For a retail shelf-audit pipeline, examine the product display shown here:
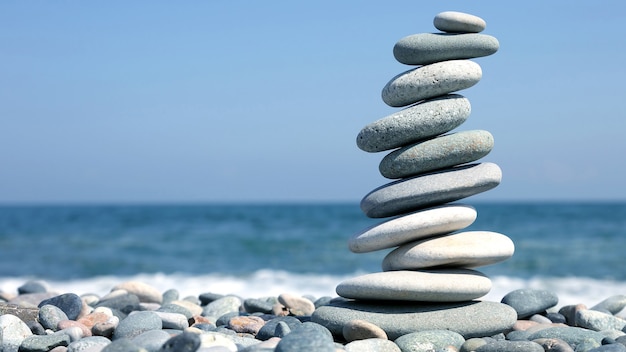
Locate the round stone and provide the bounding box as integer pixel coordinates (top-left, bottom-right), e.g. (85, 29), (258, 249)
(434, 11), (487, 33)
(67, 336), (111, 352)
(278, 293), (316, 316)
(528, 327), (604, 350)
(361, 162), (501, 218)
(379, 130), (494, 179)
(38, 304), (69, 331)
(501, 289), (559, 319)
(357, 94), (470, 152)
(393, 33), (499, 65)
(335, 269), (491, 302)
(311, 299), (517, 340)
(0, 314), (33, 352)
(20, 334), (71, 352)
(201, 295), (242, 321)
(349, 204), (477, 253)
(382, 231), (515, 271)
(343, 319), (388, 342)
(395, 330), (465, 351)
(575, 309), (626, 331)
(275, 322), (335, 352)
(345, 338), (401, 352)
(112, 311), (162, 340)
(382, 60), (482, 108)
(38, 293), (83, 321)
(475, 340), (544, 352)
(591, 295), (626, 314)
(111, 281), (163, 304)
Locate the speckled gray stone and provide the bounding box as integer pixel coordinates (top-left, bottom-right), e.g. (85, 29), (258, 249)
(361, 162), (501, 218)
(19, 334), (71, 352)
(357, 94), (470, 153)
(434, 11), (487, 33)
(501, 289), (559, 319)
(343, 319), (387, 342)
(275, 322), (335, 352)
(256, 316), (302, 341)
(344, 338), (400, 352)
(67, 336), (112, 352)
(335, 269), (491, 302)
(112, 311), (162, 340)
(395, 330), (465, 351)
(475, 340), (544, 352)
(382, 231), (514, 271)
(393, 33), (498, 65)
(382, 60), (481, 107)
(531, 338), (574, 352)
(349, 204), (476, 253)
(201, 295), (242, 321)
(0, 314), (32, 352)
(592, 295), (626, 315)
(39, 293), (83, 321)
(528, 327), (604, 350)
(39, 304), (69, 331)
(311, 299), (517, 340)
(576, 309), (626, 331)
(379, 130), (494, 179)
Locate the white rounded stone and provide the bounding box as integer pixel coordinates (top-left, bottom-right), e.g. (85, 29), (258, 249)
(348, 204), (477, 253)
(382, 231), (515, 271)
(336, 269), (491, 302)
(434, 11), (487, 33)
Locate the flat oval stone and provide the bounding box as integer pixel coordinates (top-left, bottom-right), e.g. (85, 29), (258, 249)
(357, 94), (470, 152)
(335, 269), (491, 302)
(395, 330), (465, 351)
(349, 204), (477, 253)
(434, 11), (487, 33)
(475, 340), (544, 352)
(382, 231), (514, 271)
(344, 338), (400, 352)
(111, 281), (162, 304)
(575, 309), (626, 331)
(343, 319), (388, 342)
(501, 289), (559, 319)
(394, 33), (498, 65)
(382, 60), (481, 108)
(361, 162), (501, 218)
(528, 327), (604, 350)
(311, 299), (517, 340)
(379, 130), (494, 179)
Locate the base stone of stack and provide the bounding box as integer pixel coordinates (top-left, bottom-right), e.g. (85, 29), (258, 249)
(361, 162), (502, 218)
(382, 60), (482, 107)
(311, 299), (517, 340)
(335, 269), (491, 302)
(348, 204), (476, 253)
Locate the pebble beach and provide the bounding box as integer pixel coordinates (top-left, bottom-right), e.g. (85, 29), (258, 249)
(1, 279), (626, 352)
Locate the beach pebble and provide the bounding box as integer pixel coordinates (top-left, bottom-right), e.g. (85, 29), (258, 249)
(593, 296), (626, 315)
(460, 338), (489, 352)
(349, 204), (476, 253)
(312, 299), (516, 340)
(199, 293), (225, 306)
(529, 326), (604, 349)
(274, 321), (292, 337)
(336, 269), (491, 302)
(170, 300), (203, 317)
(112, 311), (162, 340)
(434, 11), (487, 33)
(158, 331), (201, 352)
(9, 292), (56, 308)
(202, 296), (242, 321)
(153, 311), (189, 330)
(357, 94), (470, 153)
(112, 281), (162, 304)
(100, 338), (144, 352)
(197, 332), (239, 351)
(475, 340), (544, 351)
(379, 130), (494, 179)
(559, 304), (588, 326)
(501, 289), (559, 319)
(95, 292), (140, 315)
(66, 336), (112, 352)
(161, 289), (179, 305)
(38, 294), (83, 321)
(39, 304), (69, 331)
(228, 315), (266, 335)
(381, 60), (481, 107)
(361, 162), (501, 218)
(18, 280), (49, 295)
(57, 320), (92, 338)
(342, 319), (387, 342)
(243, 299), (275, 314)
(157, 303), (193, 319)
(274, 322), (335, 352)
(382, 231), (514, 271)
(532, 338), (574, 352)
(588, 345), (626, 352)
(27, 320), (46, 335)
(0, 305), (40, 324)
(278, 293), (315, 316)
(395, 330), (465, 351)
(576, 309), (626, 331)
(256, 316), (302, 341)
(130, 329), (171, 351)
(19, 334), (71, 352)
(344, 338), (400, 352)
(91, 316), (118, 338)
(393, 33), (498, 65)
(0, 314), (33, 352)
(77, 312), (111, 329)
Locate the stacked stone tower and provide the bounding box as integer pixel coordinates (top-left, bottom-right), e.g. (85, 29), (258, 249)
(312, 11), (519, 339)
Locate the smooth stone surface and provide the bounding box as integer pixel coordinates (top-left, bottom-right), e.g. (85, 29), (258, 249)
(592, 295), (626, 315)
(532, 338), (574, 352)
(153, 311), (189, 330)
(382, 60), (481, 107)
(361, 162), (501, 218)
(112, 281), (162, 304)
(382, 231), (514, 271)
(0, 304), (40, 323)
(501, 289), (559, 319)
(434, 11), (487, 33)
(256, 316), (302, 341)
(38, 293), (83, 321)
(349, 204), (476, 253)
(342, 319), (387, 342)
(395, 330), (465, 351)
(311, 299), (517, 340)
(112, 311), (162, 340)
(475, 340), (544, 352)
(202, 296), (242, 320)
(379, 130), (494, 179)
(18, 280), (48, 295)
(335, 269), (491, 302)
(19, 334), (71, 352)
(228, 315), (266, 335)
(576, 309), (626, 331)
(158, 331), (201, 352)
(357, 94), (470, 153)
(344, 338), (400, 352)
(66, 335), (111, 352)
(0, 314), (33, 352)
(243, 298), (275, 314)
(95, 292), (140, 315)
(39, 304), (69, 331)
(528, 327), (604, 349)
(393, 33), (498, 65)
(278, 293), (315, 316)
(275, 322), (335, 352)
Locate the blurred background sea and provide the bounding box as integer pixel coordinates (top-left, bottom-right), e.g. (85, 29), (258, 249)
(0, 202), (624, 307)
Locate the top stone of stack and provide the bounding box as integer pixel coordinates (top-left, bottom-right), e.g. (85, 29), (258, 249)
(434, 11), (487, 33)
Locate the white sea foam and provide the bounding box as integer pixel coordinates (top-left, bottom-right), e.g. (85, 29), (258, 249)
(1, 271), (625, 309)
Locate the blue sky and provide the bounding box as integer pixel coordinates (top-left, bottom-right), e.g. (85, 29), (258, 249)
(1, 2), (625, 203)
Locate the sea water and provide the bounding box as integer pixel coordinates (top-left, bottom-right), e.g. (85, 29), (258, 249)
(0, 202), (624, 307)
